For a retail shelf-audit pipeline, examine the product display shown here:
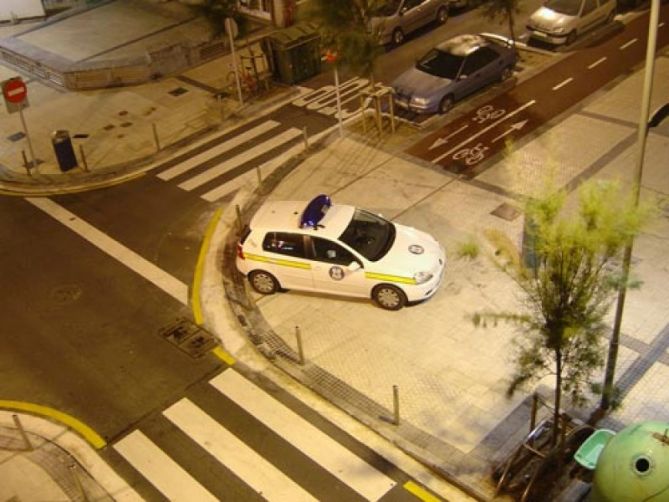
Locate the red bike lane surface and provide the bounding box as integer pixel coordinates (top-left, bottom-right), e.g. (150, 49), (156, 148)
(406, 4), (669, 179)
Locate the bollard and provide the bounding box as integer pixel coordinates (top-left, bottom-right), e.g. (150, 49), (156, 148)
(295, 326), (305, 365)
(302, 126), (308, 150)
(12, 414), (33, 451)
(152, 123), (161, 152)
(388, 93), (396, 134)
(530, 393), (538, 439)
(21, 150), (31, 176)
(235, 204), (243, 235)
(393, 385), (400, 425)
(359, 94), (367, 133)
(78, 145), (89, 172)
(70, 465), (88, 501)
(256, 165), (262, 185)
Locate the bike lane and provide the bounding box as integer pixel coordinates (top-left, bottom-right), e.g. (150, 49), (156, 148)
(406, 4), (669, 178)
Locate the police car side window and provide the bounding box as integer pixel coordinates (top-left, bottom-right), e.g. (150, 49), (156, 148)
(311, 237), (356, 265)
(262, 232), (306, 258)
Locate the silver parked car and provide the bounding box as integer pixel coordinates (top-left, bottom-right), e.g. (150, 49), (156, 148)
(391, 34), (517, 114)
(526, 0), (616, 46)
(369, 0), (450, 46)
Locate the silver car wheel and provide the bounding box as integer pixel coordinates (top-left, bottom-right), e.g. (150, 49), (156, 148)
(373, 284), (406, 310)
(392, 28), (405, 46)
(439, 95), (454, 114)
(566, 30), (577, 45)
(500, 66), (513, 82)
(437, 6), (449, 23)
(249, 270), (279, 295)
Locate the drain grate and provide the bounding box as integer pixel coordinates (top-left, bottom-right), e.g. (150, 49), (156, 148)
(491, 202), (521, 221)
(7, 132), (25, 142)
(168, 87), (189, 97)
(73, 133), (89, 139)
(159, 318), (217, 358)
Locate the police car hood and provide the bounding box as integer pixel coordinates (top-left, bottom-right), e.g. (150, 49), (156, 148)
(377, 223), (444, 274)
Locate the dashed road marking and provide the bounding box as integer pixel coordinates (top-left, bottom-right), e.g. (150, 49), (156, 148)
(620, 38), (638, 50)
(552, 77), (574, 91)
(588, 57), (607, 69)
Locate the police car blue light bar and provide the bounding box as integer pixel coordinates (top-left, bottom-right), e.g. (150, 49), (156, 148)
(300, 194), (332, 229)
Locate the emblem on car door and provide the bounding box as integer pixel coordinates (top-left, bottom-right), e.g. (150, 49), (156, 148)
(329, 266), (344, 280)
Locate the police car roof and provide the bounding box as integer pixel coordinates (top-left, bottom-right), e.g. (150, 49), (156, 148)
(250, 200), (355, 238)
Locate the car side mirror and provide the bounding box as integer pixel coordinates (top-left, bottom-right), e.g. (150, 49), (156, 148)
(348, 261), (361, 272)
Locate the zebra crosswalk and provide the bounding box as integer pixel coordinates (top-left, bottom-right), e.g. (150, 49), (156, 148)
(109, 368), (428, 502)
(152, 118), (306, 203)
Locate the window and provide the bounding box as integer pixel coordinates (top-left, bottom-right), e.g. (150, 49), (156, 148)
(262, 232), (305, 258)
(462, 47), (498, 76)
(582, 0), (597, 15)
(403, 0), (424, 12)
(311, 237), (357, 265)
(417, 49), (464, 79)
(339, 209), (396, 261)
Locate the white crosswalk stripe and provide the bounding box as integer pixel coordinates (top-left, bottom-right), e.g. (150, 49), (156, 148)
(110, 369), (399, 501)
(210, 370), (397, 501)
(164, 398), (318, 502)
(113, 430), (218, 502)
(178, 127), (302, 191)
(158, 120), (281, 181)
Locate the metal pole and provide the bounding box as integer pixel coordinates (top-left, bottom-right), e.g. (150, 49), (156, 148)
(235, 204), (243, 235)
(302, 126), (308, 150)
(78, 145), (89, 172)
(295, 326), (305, 365)
(530, 393), (538, 436)
(152, 123), (161, 152)
(334, 65), (344, 137)
(21, 150), (31, 176)
(359, 94), (367, 133)
(70, 465), (88, 501)
(256, 165), (262, 185)
(601, 0), (660, 412)
(226, 18), (244, 106)
(392, 385), (400, 425)
(388, 92), (396, 133)
(18, 105), (36, 169)
(12, 414), (33, 451)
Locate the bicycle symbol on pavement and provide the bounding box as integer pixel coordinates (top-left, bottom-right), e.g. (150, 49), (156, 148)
(472, 104), (506, 124)
(452, 142), (489, 165)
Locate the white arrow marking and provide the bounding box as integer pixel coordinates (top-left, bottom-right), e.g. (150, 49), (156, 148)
(492, 119), (529, 143)
(433, 100), (536, 163)
(428, 124), (469, 150)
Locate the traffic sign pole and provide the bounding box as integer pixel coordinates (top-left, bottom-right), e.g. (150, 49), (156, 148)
(18, 104), (37, 171)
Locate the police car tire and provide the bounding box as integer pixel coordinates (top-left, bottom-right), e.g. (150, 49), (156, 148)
(249, 270), (279, 295)
(372, 284), (406, 310)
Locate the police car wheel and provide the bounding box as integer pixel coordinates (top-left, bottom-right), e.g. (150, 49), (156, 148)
(249, 270), (279, 295)
(373, 284), (406, 310)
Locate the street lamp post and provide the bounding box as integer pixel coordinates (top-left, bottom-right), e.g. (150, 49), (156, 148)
(600, 0), (665, 412)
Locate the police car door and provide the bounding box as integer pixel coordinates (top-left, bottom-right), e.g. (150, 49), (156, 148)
(308, 236), (368, 297)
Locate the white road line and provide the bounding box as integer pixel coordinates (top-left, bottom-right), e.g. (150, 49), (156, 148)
(178, 128), (302, 191)
(588, 57), (607, 69)
(114, 430), (217, 502)
(26, 198), (188, 304)
(201, 142), (304, 202)
(164, 398), (317, 502)
(433, 100), (536, 163)
(620, 38), (638, 50)
(210, 371), (396, 501)
(158, 121), (281, 181)
(552, 77), (574, 91)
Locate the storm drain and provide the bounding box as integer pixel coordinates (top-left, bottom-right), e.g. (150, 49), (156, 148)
(491, 202), (521, 221)
(7, 131), (25, 142)
(168, 87), (189, 97)
(159, 318), (217, 358)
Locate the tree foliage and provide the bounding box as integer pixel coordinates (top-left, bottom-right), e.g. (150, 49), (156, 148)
(193, 0), (249, 38)
(474, 180), (649, 442)
(480, 0), (522, 45)
(302, 0), (384, 78)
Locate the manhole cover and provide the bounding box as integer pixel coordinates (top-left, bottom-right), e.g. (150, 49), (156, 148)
(103, 124), (115, 131)
(159, 318), (217, 358)
(491, 203), (521, 221)
(118, 110), (128, 116)
(51, 284), (82, 305)
(7, 132), (25, 142)
(120, 122), (132, 128)
(168, 87), (189, 97)
(73, 133), (89, 139)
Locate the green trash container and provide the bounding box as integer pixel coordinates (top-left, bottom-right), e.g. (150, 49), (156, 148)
(266, 23), (321, 85)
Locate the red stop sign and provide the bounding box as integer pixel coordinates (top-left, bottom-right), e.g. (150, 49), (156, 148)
(3, 78), (27, 104)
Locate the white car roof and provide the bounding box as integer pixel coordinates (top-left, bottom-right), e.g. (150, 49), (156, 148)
(436, 34), (487, 56)
(250, 200), (356, 239)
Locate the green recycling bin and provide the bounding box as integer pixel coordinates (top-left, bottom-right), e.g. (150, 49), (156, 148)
(266, 23), (321, 85)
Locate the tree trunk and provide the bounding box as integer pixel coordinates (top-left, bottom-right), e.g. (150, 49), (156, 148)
(506, 9), (517, 46)
(553, 349), (563, 446)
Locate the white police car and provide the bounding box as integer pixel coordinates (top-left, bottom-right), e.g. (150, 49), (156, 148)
(236, 195), (446, 310)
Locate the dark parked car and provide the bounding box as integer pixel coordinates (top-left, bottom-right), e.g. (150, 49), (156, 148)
(391, 34), (517, 114)
(369, 0), (450, 46)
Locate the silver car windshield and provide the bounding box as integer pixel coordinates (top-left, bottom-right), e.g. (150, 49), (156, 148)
(544, 0), (581, 16)
(372, 0), (402, 16)
(417, 49), (464, 79)
(339, 209), (396, 262)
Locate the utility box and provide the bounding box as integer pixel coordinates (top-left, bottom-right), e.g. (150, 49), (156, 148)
(265, 23), (321, 85)
(52, 130), (77, 172)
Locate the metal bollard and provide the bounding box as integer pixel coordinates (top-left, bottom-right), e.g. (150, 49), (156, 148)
(152, 123), (161, 152)
(12, 414), (33, 451)
(78, 145), (89, 172)
(295, 326), (305, 365)
(21, 150), (31, 176)
(235, 204), (243, 235)
(393, 385), (400, 425)
(302, 126), (308, 150)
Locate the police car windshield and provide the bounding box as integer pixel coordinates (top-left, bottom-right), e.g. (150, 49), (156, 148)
(339, 209), (395, 261)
